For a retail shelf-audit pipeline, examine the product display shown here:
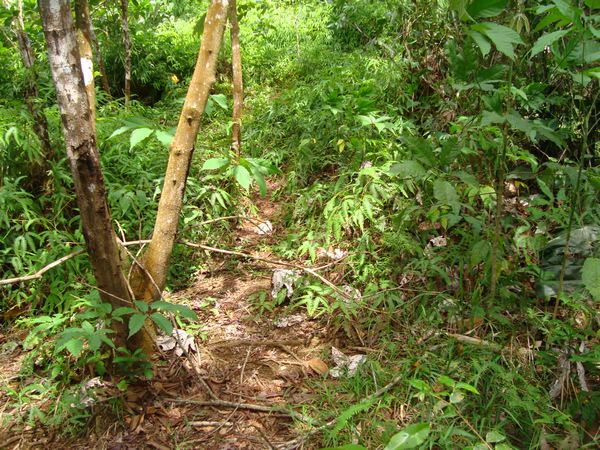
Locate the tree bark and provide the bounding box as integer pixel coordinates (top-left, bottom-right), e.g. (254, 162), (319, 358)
(129, 0), (230, 355)
(74, 0), (96, 125)
(229, 0), (243, 156)
(87, 6), (111, 96)
(14, 0), (53, 182)
(38, 0), (132, 349)
(120, 0), (131, 106)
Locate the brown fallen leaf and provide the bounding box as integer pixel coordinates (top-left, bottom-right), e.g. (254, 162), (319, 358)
(307, 358), (328, 375)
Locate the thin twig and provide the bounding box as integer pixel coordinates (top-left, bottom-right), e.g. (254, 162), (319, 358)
(0, 249), (84, 286)
(163, 398), (308, 421)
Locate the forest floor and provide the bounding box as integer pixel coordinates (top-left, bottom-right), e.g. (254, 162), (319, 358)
(0, 182), (348, 449)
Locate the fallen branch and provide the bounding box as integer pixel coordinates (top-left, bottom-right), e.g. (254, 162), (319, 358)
(163, 397), (309, 422)
(0, 249), (84, 286)
(447, 333), (502, 352)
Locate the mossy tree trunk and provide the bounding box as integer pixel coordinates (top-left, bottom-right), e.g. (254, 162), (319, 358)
(38, 0), (132, 349)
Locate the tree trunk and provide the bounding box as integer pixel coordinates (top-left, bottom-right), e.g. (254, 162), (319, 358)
(74, 0), (96, 125)
(87, 6), (111, 96)
(120, 0), (131, 106)
(229, 0), (243, 156)
(14, 0), (53, 185)
(129, 0), (230, 355)
(38, 0), (132, 349)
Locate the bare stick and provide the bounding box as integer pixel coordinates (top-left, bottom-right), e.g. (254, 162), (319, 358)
(0, 249), (84, 286)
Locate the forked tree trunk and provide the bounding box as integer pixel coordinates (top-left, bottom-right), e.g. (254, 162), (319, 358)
(38, 0), (131, 349)
(129, 0), (230, 355)
(13, 0), (53, 184)
(74, 0), (96, 124)
(120, 0), (131, 105)
(229, 0), (243, 156)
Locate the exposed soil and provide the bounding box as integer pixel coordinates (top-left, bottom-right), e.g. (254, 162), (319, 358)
(0, 182), (338, 450)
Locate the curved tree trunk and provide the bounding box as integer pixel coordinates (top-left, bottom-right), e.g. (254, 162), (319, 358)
(38, 0), (132, 350)
(129, 0), (230, 356)
(120, 0), (131, 106)
(229, 0), (243, 156)
(74, 0), (96, 125)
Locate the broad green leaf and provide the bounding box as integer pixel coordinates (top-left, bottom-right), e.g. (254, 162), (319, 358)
(473, 22), (524, 59)
(151, 312), (173, 335)
(456, 382), (480, 394)
(466, 0), (507, 19)
(134, 300), (149, 313)
(129, 128), (154, 150)
(486, 430), (506, 443)
(469, 30), (491, 57)
(582, 258), (600, 301)
(151, 301), (198, 320)
(155, 130), (174, 147)
(234, 165), (252, 191)
(530, 29), (570, 57)
(251, 166), (268, 197)
(389, 160), (426, 179)
(384, 423), (430, 450)
(113, 307), (136, 318)
(64, 339), (84, 357)
(128, 313), (146, 338)
(433, 179), (459, 205)
(109, 126), (131, 139)
(210, 94), (228, 110)
(202, 158), (230, 171)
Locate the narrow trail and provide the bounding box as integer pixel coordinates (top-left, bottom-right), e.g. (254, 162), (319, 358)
(0, 181), (337, 449)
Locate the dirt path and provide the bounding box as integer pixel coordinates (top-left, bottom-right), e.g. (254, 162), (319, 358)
(0, 183), (334, 449)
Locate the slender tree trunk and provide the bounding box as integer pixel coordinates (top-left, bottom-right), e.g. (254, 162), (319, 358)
(87, 6), (111, 96)
(74, 0), (96, 124)
(120, 0), (131, 105)
(14, 0), (53, 178)
(38, 0), (132, 349)
(229, 0), (243, 156)
(129, 0), (230, 355)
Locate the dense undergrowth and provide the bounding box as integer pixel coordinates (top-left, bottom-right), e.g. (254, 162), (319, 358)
(1, 0), (599, 448)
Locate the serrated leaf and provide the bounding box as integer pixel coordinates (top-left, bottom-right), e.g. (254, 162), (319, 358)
(433, 179), (459, 205)
(130, 128), (154, 150)
(234, 165), (252, 190)
(582, 258), (600, 301)
(470, 30), (492, 57)
(530, 29), (570, 57)
(466, 0), (507, 19)
(151, 312), (173, 335)
(128, 314), (146, 338)
(473, 22), (524, 59)
(134, 300), (149, 313)
(64, 339), (84, 357)
(384, 423), (430, 450)
(202, 158), (230, 171)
